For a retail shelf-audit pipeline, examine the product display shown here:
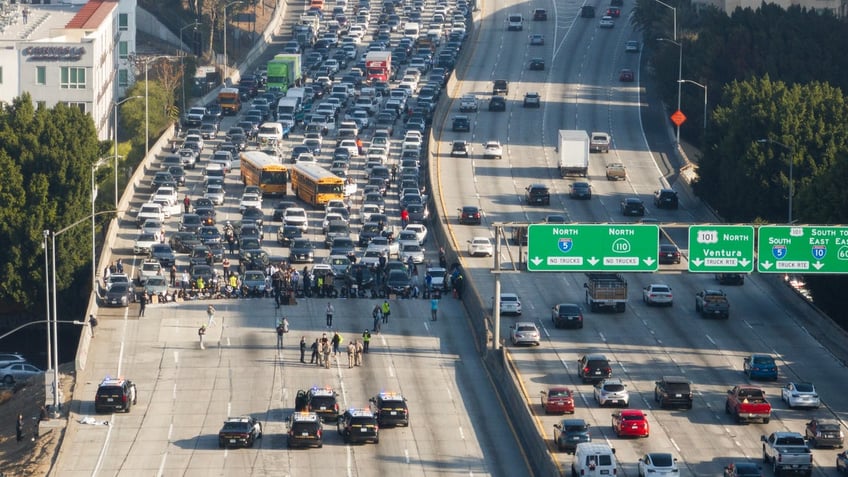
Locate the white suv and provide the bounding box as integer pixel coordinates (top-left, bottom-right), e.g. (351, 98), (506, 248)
(283, 207), (309, 232)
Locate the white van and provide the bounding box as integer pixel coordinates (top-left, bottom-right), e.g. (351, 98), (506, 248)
(258, 122), (285, 144)
(573, 443), (617, 477)
(276, 97), (300, 120)
(403, 22), (420, 37)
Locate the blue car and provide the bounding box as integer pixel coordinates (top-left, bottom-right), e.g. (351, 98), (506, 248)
(743, 354), (778, 380)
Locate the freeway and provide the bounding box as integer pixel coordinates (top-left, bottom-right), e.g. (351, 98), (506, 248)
(52, 3), (532, 477)
(436, 0), (848, 476)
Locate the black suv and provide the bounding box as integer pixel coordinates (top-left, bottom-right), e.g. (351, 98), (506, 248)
(488, 96), (506, 112)
(300, 386), (340, 422)
(551, 303), (584, 329)
(654, 376), (693, 409)
(337, 409), (379, 444)
(370, 392), (410, 427)
(218, 416), (262, 448)
(620, 197), (646, 216)
(287, 412), (324, 448)
(95, 378), (137, 413)
(653, 188), (679, 209)
(451, 115), (471, 132)
(577, 354), (612, 383)
(716, 273), (745, 285)
(525, 184), (551, 205)
(451, 140), (470, 157)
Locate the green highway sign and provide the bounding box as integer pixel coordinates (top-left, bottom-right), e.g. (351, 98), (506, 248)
(688, 225), (755, 273)
(758, 225), (848, 273)
(527, 224), (659, 272)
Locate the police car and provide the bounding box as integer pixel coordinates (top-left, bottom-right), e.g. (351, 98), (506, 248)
(218, 416), (262, 448)
(337, 408), (379, 444)
(287, 412), (323, 448)
(94, 377), (137, 413)
(304, 386), (340, 422)
(370, 391), (410, 427)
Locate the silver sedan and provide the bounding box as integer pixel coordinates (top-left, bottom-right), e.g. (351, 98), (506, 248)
(510, 322), (540, 346)
(781, 382), (820, 408)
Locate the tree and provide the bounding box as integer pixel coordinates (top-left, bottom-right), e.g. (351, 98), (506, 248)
(0, 95), (101, 313)
(121, 80), (173, 146)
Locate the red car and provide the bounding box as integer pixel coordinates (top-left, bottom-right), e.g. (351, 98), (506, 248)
(606, 7), (621, 17)
(611, 409), (649, 437)
(541, 386), (575, 414)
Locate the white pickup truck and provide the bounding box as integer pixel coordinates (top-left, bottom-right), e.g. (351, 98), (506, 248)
(590, 132), (611, 153)
(136, 203), (165, 228)
(761, 432), (812, 477)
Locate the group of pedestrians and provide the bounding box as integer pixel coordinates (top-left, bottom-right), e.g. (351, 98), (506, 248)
(305, 331), (366, 368)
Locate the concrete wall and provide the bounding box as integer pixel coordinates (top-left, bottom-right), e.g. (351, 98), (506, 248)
(135, 6), (184, 50)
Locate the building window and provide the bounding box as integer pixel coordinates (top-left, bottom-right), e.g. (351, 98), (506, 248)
(118, 41), (128, 59)
(66, 102), (86, 113)
(36, 66), (46, 85)
(60, 67), (86, 89)
(118, 69), (128, 87)
(118, 13), (128, 31)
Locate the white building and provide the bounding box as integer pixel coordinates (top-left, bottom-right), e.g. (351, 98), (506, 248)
(0, 0), (136, 140)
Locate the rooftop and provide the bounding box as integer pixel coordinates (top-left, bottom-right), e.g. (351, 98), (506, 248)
(0, 2), (81, 43)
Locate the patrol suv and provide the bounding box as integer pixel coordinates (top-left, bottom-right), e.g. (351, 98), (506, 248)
(94, 377), (137, 413)
(370, 392), (410, 427)
(337, 408), (379, 444)
(305, 386), (340, 422)
(287, 412), (324, 448)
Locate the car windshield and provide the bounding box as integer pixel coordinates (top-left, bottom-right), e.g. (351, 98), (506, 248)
(587, 360), (608, 368)
(548, 389), (570, 398)
(559, 306), (579, 316)
(650, 454), (674, 467)
(622, 414), (644, 421)
(604, 384), (625, 392)
(502, 296), (517, 302)
(794, 383), (814, 392)
(652, 286), (670, 293)
(310, 396), (335, 408)
(564, 423), (587, 432)
(222, 421), (249, 432)
(664, 382), (690, 393)
(587, 455), (613, 466)
(517, 325), (535, 332)
(753, 356), (774, 365)
(291, 421), (319, 433)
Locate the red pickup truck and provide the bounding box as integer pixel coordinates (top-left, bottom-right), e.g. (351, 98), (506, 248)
(725, 385), (771, 424)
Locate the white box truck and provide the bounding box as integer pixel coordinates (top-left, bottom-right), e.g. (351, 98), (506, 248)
(558, 130), (589, 177)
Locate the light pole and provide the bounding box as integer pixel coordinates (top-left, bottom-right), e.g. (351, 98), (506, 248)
(43, 230), (51, 372)
(223, 1), (245, 82)
(678, 79), (707, 130)
(113, 96), (142, 209)
(91, 158), (108, 292)
(757, 138), (795, 224)
(658, 37), (682, 146)
(179, 22), (201, 118)
(654, 0), (677, 41)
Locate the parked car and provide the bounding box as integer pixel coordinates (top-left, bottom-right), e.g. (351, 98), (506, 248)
(0, 362), (44, 384)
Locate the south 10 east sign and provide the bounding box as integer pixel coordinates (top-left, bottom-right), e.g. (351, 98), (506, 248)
(757, 226), (848, 273)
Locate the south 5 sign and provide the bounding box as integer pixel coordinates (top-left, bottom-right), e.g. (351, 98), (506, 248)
(757, 226), (848, 273)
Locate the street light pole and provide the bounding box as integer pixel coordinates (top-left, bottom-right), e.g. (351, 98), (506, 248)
(113, 96), (142, 209)
(678, 79), (707, 130)
(179, 22), (201, 118)
(91, 159), (108, 292)
(757, 138), (795, 224)
(658, 37), (682, 146)
(654, 0), (677, 41)
(223, 1), (244, 82)
(43, 230), (51, 372)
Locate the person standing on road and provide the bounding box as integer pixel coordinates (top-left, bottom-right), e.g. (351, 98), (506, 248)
(276, 317), (288, 350)
(362, 330), (371, 353)
(325, 302), (334, 328)
(183, 195), (191, 214)
(381, 300), (390, 324)
(198, 324), (207, 350)
(331, 331), (342, 356)
(372, 305), (382, 333)
(169, 265), (177, 287)
(138, 293), (147, 317)
(347, 341), (356, 368)
(207, 305), (216, 327)
(16, 414), (24, 442)
(89, 314), (98, 337)
(300, 336), (307, 363)
(222, 257), (230, 278)
(355, 340), (363, 366)
(310, 338), (320, 365)
(322, 339), (331, 369)
(431, 298), (439, 321)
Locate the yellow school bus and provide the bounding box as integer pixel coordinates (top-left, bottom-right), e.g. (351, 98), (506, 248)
(290, 162), (344, 206)
(240, 151), (288, 196)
